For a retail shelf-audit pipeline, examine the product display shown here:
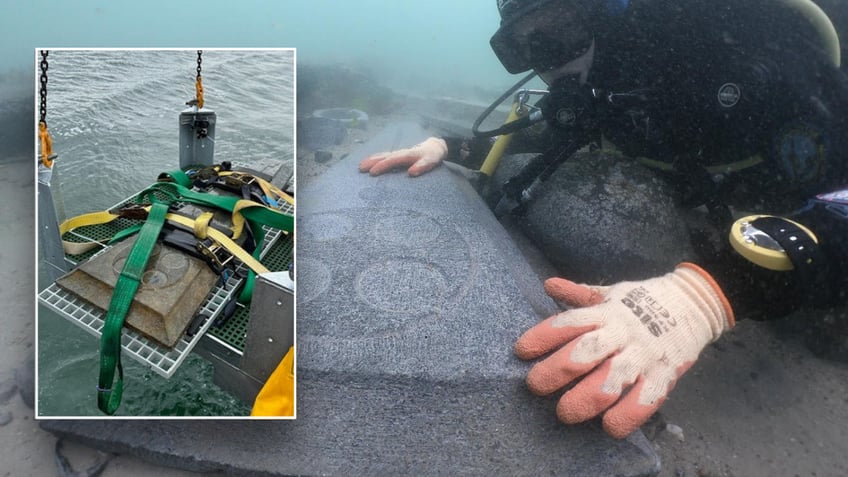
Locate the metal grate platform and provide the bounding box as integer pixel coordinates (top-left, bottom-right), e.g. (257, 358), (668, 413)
(39, 191), (293, 379)
(207, 235), (293, 350)
(277, 199), (294, 217)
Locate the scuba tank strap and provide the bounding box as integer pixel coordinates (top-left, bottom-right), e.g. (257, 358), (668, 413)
(97, 201), (169, 415)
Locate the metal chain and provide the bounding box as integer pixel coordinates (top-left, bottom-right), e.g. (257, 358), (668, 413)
(196, 50), (202, 80)
(39, 50), (48, 124)
(194, 50), (205, 108)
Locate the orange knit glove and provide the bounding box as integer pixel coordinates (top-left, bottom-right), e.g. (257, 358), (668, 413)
(358, 137), (447, 177)
(515, 263), (735, 439)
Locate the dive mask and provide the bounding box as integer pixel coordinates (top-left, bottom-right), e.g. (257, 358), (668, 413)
(491, 0), (594, 74)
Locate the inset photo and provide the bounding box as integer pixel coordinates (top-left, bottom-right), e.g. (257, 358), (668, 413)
(35, 49), (295, 418)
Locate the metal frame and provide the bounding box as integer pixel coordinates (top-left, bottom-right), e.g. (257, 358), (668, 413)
(38, 225), (285, 379)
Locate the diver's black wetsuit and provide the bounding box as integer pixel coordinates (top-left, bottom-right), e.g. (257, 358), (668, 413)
(443, 0), (848, 320)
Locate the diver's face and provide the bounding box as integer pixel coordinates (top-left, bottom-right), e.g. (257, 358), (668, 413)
(490, 0), (593, 76)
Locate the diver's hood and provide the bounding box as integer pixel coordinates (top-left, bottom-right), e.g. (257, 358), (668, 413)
(491, 0), (629, 74)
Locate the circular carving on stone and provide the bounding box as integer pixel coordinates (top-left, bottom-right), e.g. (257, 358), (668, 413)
(373, 214), (441, 246)
(355, 260), (448, 314)
(297, 207), (477, 339)
(112, 242), (161, 275)
(112, 257), (127, 273)
(299, 213), (353, 242)
(158, 251), (188, 271)
(295, 258), (332, 305)
(141, 270), (168, 288)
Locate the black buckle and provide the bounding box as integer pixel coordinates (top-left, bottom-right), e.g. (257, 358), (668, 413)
(196, 239), (234, 273)
(116, 204), (149, 220)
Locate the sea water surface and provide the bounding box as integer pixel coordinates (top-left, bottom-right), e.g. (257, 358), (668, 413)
(37, 49), (294, 416)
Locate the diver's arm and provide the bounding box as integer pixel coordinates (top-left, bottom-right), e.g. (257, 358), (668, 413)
(359, 137), (448, 176)
(441, 136), (493, 170)
(360, 129), (553, 176)
(511, 194), (848, 439)
(443, 125), (561, 170)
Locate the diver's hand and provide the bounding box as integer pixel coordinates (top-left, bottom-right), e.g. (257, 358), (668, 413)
(515, 263), (734, 439)
(358, 137), (447, 177)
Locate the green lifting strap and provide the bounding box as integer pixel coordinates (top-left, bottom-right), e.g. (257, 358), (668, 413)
(139, 181), (292, 303)
(140, 182), (294, 233)
(160, 169), (192, 187)
(94, 172), (292, 414)
(97, 201), (169, 415)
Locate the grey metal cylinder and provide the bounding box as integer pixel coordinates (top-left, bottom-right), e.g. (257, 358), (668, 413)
(179, 108), (216, 169)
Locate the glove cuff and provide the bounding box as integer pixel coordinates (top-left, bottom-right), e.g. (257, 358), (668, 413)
(420, 137), (448, 155)
(676, 262), (736, 331)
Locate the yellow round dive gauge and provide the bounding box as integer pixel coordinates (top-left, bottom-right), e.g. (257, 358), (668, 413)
(729, 215), (819, 271)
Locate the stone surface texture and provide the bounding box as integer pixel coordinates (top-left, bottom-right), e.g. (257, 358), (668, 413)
(43, 121), (661, 476)
(56, 239), (218, 348)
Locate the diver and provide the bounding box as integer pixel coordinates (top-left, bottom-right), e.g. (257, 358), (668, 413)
(359, 0), (848, 439)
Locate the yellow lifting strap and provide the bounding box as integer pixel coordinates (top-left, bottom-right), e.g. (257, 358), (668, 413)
(59, 210), (121, 255)
(59, 208), (270, 275)
(193, 211), (215, 240)
(39, 121), (55, 168)
(219, 171), (295, 206)
(250, 345), (295, 417)
(165, 212), (269, 274)
(230, 199), (268, 240)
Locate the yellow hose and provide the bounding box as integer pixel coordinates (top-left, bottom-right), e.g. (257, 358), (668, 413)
(479, 102), (526, 177)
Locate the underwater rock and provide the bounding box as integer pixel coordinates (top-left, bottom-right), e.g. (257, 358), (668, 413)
(522, 151), (694, 283)
(801, 307), (848, 362)
(297, 108), (368, 151)
(665, 423), (685, 442)
(54, 439), (114, 477)
(313, 108), (369, 129)
(14, 357), (34, 409)
(314, 150), (333, 163)
(298, 116), (347, 150)
(0, 410), (11, 427)
(0, 377), (16, 405)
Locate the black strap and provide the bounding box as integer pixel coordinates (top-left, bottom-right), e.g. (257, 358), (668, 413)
(750, 216), (824, 287)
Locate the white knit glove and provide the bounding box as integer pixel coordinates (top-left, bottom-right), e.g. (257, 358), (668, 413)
(515, 263), (735, 439)
(358, 137), (447, 177)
